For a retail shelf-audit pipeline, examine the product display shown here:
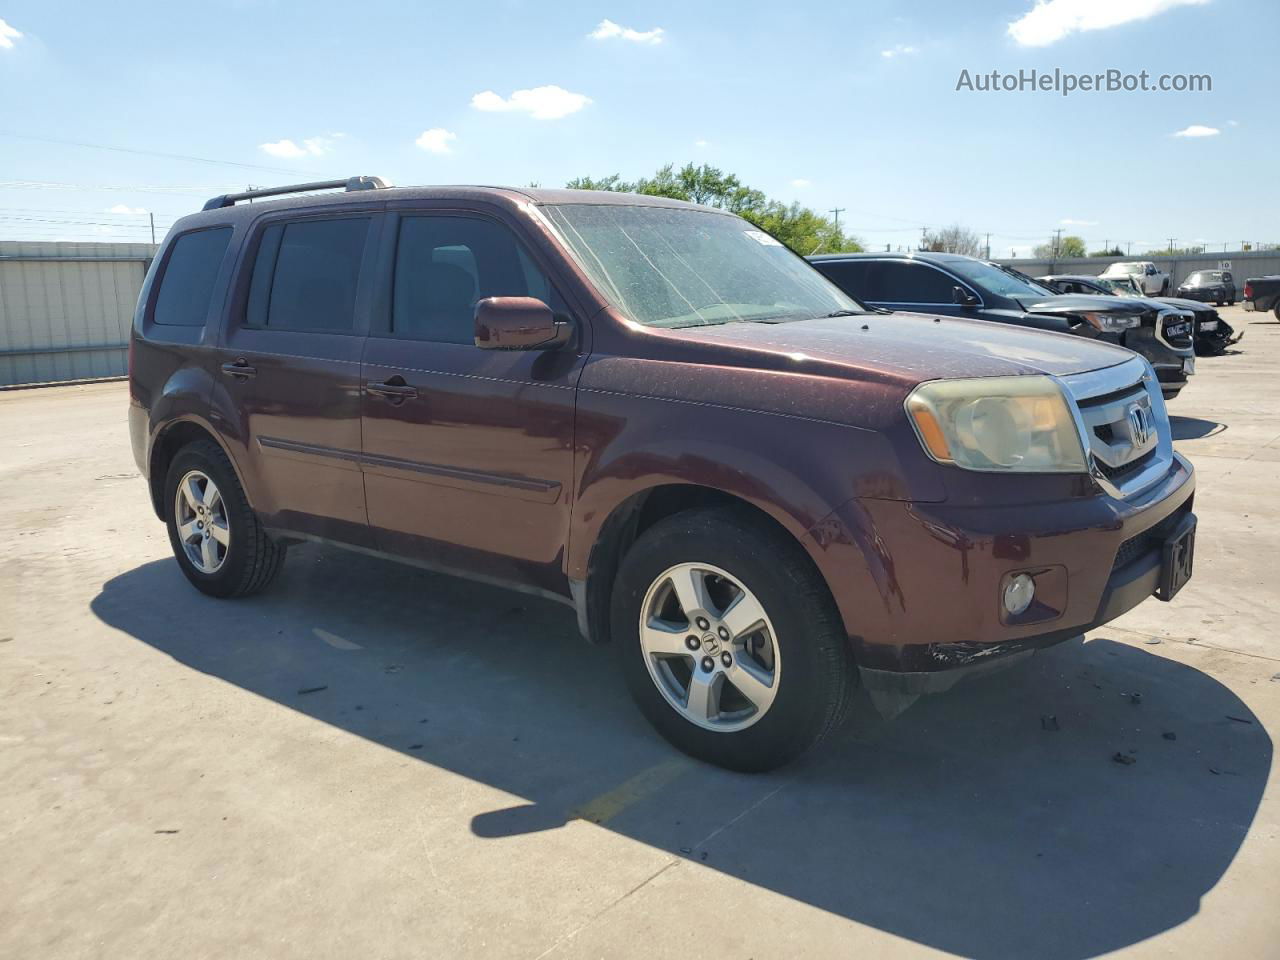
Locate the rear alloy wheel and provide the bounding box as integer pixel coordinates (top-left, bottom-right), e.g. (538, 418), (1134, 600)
(613, 507), (855, 772)
(173, 470), (230, 574)
(164, 439), (286, 598)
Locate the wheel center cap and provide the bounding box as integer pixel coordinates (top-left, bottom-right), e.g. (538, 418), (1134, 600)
(701, 633), (720, 655)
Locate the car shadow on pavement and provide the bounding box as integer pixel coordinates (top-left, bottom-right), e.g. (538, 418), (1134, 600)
(92, 547), (1271, 960)
(1169, 415), (1227, 440)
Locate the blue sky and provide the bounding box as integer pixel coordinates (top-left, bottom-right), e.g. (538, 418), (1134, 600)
(0, 0), (1275, 256)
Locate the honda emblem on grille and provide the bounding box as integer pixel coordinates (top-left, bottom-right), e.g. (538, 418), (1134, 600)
(1127, 404), (1153, 446)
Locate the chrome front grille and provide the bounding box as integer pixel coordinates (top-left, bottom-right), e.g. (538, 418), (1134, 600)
(1058, 356), (1174, 499)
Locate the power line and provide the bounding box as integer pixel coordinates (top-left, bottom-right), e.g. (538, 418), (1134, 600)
(0, 132), (316, 175)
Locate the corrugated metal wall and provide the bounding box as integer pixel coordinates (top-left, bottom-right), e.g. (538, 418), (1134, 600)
(0, 241), (156, 387)
(995, 249), (1280, 286)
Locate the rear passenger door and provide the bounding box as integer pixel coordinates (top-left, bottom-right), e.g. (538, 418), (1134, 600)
(219, 212), (380, 546)
(360, 210), (584, 590)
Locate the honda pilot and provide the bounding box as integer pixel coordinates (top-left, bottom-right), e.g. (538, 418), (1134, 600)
(128, 178), (1197, 771)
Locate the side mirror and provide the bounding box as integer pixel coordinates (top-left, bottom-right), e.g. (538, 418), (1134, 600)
(474, 297), (569, 350)
(952, 285), (978, 307)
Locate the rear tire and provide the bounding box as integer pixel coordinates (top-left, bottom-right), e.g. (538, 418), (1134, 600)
(611, 506), (855, 772)
(164, 439), (286, 598)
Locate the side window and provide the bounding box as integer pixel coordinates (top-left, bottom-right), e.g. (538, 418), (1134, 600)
(391, 216), (558, 343)
(878, 262), (957, 303)
(246, 217), (370, 333)
(152, 227), (233, 326)
(812, 260), (873, 300)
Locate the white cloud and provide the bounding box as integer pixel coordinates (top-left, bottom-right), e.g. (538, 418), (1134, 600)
(471, 85), (592, 120)
(0, 17), (21, 49)
(415, 128), (457, 154)
(1227, 119), (1239, 126)
(1008, 0), (1208, 47)
(791, 178), (812, 188)
(694, 139), (709, 149)
(1060, 218), (1098, 226)
(880, 44), (919, 58)
(1173, 124), (1219, 137)
(588, 19), (664, 44)
(258, 135), (337, 158)
(106, 204), (147, 215)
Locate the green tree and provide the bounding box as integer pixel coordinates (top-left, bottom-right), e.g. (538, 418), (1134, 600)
(1033, 235), (1087, 259)
(565, 162), (861, 255)
(1090, 246), (1124, 257)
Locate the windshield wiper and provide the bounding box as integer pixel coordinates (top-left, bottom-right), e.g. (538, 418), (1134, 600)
(824, 306), (891, 316)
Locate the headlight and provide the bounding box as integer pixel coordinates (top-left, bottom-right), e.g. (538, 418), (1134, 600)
(905, 376), (1088, 473)
(1080, 311), (1141, 332)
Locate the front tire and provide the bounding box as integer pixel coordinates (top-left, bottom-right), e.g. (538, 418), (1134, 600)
(611, 507), (855, 772)
(164, 439), (286, 598)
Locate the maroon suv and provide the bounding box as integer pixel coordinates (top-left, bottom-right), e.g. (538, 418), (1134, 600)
(128, 178), (1197, 771)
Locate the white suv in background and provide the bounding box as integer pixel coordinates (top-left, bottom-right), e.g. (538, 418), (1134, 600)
(1101, 261), (1170, 295)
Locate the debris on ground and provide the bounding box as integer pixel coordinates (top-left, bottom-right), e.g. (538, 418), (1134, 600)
(1209, 767), (1241, 776)
(679, 846), (692, 854)
(1226, 715), (1254, 724)
(1129, 693), (1142, 706)
(1143, 637), (1162, 645)
(297, 685), (328, 695)
(408, 744), (423, 751)
(1041, 715), (1060, 731)
(154, 829), (179, 834)
(1163, 731), (1178, 741)
(1112, 752), (1137, 766)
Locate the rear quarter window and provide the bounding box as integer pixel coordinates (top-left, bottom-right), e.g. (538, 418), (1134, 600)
(152, 227), (233, 326)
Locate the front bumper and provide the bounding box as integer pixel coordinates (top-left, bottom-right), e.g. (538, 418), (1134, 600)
(807, 453), (1196, 683)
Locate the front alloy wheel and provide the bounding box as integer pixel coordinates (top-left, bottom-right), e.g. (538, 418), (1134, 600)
(639, 562), (780, 732)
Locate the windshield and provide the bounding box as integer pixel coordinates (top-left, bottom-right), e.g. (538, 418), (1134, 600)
(1107, 263), (1142, 275)
(540, 203), (862, 328)
(946, 259), (1055, 298)
(1188, 272), (1221, 283)
(1095, 277), (1140, 296)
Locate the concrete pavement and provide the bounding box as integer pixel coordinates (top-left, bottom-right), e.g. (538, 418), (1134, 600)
(1, 306), (1276, 959)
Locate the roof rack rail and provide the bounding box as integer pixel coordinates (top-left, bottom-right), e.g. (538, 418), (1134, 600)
(201, 176), (392, 211)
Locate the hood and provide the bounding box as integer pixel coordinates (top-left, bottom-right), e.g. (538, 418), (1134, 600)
(673, 312), (1133, 382)
(1012, 293), (1148, 315)
(1156, 296), (1214, 314)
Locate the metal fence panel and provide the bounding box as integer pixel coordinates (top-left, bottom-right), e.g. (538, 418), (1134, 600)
(0, 241), (155, 387)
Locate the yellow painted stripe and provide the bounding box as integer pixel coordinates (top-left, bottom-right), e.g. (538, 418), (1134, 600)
(570, 757), (694, 825)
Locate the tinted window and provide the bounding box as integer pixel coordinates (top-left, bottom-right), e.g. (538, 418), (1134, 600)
(877, 262), (957, 303)
(392, 216), (557, 343)
(153, 228), (232, 326)
(811, 260), (873, 301)
(246, 218), (370, 332)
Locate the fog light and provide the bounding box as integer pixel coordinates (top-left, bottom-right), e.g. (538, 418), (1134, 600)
(1003, 574), (1036, 616)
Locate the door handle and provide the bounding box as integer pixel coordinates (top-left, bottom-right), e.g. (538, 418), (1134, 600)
(221, 359), (257, 379)
(366, 377), (418, 402)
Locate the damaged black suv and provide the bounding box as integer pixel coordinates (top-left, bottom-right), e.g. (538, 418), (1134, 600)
(809, 252), (1195, 399)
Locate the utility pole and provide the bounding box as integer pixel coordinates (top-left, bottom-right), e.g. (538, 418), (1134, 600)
(148, 212), (155, 245)
(1052, 228), (1063, 263)
(829, 207), (845, 229)
(1167, 237), (1177, 255)
(984, 233), (991, 259)
(920, 226), (928, 251)
(1127, 242), (1132, 256)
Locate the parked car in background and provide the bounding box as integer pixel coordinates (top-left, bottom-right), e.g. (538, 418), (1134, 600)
(1243, 276), (1280, 319)
(1101, 261), (1170, 295)
(1041, 274), (1142, 298)
(128, 178), (1198, 772)
(1177, 270), (1236, 305)
(1040, 274), (1238, 356)
(809, 252), (1195, 398)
